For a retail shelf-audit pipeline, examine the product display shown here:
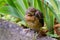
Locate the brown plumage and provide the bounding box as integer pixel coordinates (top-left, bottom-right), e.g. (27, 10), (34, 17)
(54, 24), (60, 36)
(54, 18), (60, 36)
(25, 7), (45, 35)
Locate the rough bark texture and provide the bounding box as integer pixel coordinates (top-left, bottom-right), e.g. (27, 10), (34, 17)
(0, 19), (57, 40)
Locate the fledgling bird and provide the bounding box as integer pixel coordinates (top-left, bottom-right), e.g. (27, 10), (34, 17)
(54, 24), (60, 36)
(25, 7), (44, 33)
(54, 18), (60, 37)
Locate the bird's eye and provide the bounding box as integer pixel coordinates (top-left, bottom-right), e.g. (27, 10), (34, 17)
(27, 13), (33, 16)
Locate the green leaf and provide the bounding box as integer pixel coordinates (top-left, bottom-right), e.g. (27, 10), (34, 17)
(23, 0), (29, 9)
(0, 6), (24, 20)
(37, 0), (43, 11)
(5, 0), (16, 8)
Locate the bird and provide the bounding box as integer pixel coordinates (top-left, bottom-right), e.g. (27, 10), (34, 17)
(25, 7), (45, 35)
(54, 18), (60, 36)
(54, 24), (60, 36)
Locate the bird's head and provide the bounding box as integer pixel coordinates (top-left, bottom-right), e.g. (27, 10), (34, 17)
(25, 7), (44, 27)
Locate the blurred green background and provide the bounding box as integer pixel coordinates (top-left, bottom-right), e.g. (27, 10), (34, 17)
(0, 0), (60, 38)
